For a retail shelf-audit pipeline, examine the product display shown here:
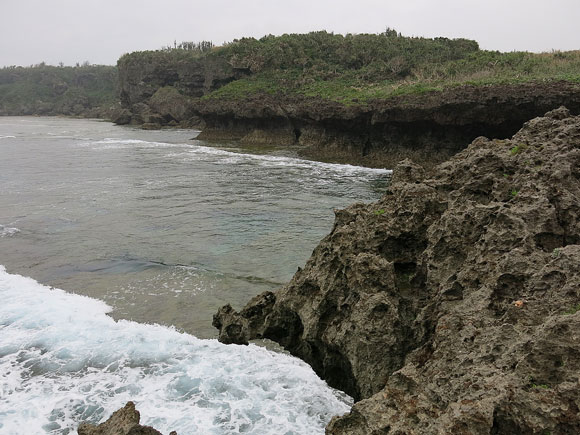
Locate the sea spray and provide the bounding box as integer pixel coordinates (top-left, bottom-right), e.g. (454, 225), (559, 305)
(0, 266), (352, 434)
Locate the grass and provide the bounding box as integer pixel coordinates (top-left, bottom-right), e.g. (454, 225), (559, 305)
(531, 383), (550, 389)
(528, 376), (551, 390)
(201, 74), (281, 100)
(202, 42), (580, 104)
(118, 32), (580, 107)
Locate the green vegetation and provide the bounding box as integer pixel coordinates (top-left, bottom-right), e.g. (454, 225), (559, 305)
(510, 144), (527, 155)
(0, 63), (117, 116)
(528, 376), (551, 389)
(374, 209), (386, 216)
(6, 30), (580, 116)
(564, 303), (580, 315)
(161, 40), (215, 53)
(192, 30), (580, 104)
(531, 383), (550, 389)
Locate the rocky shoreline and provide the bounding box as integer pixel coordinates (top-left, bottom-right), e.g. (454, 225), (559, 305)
(83, 108), (580, 434)
(212, 107), (580, 433)
(114, 79), (580, 168)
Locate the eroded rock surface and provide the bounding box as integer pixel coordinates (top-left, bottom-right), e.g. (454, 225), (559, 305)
(214, 107), (580, 433)
(78, 402), (170, 435)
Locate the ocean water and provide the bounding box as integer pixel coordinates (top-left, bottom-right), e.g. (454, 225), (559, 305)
(0, 117), (390, 433)
(0, 266), (352, 434)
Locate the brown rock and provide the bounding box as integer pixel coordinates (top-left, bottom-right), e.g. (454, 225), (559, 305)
(110, 107), (132, 125)
(214, 108), (580, 433)
(78, 402), (167, 435)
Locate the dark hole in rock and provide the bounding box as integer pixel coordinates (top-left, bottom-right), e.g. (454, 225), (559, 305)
(305, 340), (361, 401)
(489, 273), (525, 316)
(264, 309), (304, 345)
(362, 138), (371, 156)
(293, 128), (302, 143)
(442, 282), (464, 301)
(491, 408), (530, 434)
(381, 234), (426, 263)
(394, 262), (417, 292)
(534, 232), (565, 252)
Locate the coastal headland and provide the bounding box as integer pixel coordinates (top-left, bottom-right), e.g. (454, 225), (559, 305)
(2, 30), (578, 433)
(111, 32), (580, 167)
(3, 32), (580, 168)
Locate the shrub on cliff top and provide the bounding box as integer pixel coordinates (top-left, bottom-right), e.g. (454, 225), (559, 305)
(118, 31), (580, 105)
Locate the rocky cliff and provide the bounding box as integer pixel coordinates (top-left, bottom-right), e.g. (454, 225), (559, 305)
(114, 61), (580, 168)
(113, 33), (580, 168)
(195, 81), (580, 168)
(214, 107), (580, 433)
(114, 51), (248, 128)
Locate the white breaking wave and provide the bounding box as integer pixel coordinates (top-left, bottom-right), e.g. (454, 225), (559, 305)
(87, 138), (392, 176)
(0, 266), (352, 434)
(0, 135), (16, 139)
(0, 225), (20, 237)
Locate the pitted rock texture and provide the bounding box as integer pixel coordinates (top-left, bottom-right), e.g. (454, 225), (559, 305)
(214, 107), (580, 433)
(78, 402), (170, 435)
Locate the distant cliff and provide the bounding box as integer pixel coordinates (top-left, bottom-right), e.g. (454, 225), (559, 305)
(191, 81), (580, 168)
(0, 64), (117, 117)
(115, 50), (249, 125)
(113, 32), (580, 167)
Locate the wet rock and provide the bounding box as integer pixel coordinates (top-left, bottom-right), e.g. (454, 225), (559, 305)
(214, 109), (580, 433)
(78, 402), (171, 435)
(141, 122), (162, 130)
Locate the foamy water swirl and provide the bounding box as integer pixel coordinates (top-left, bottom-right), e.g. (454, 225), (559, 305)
(0, 266), (352, 434)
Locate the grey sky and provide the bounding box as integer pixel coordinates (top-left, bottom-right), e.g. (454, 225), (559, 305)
(2, 0), (579, 67)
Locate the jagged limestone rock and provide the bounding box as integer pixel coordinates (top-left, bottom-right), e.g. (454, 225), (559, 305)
(215, 108), (580, 433)
(78, 402), (173, 435)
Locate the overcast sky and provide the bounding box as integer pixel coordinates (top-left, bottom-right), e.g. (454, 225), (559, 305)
(2, 0), (579, 67)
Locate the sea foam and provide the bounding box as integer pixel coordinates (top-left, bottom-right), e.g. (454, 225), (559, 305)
(0, 266), (352, 434)
(0, 225), (20, 237)
(87, 138), (392, 177)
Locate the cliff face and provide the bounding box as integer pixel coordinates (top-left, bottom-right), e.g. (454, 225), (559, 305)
(214, 107), (580, 433)
(114, 53), (580, 168)
(195, 81), (580, 168)
(114, 52), (248, 127)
